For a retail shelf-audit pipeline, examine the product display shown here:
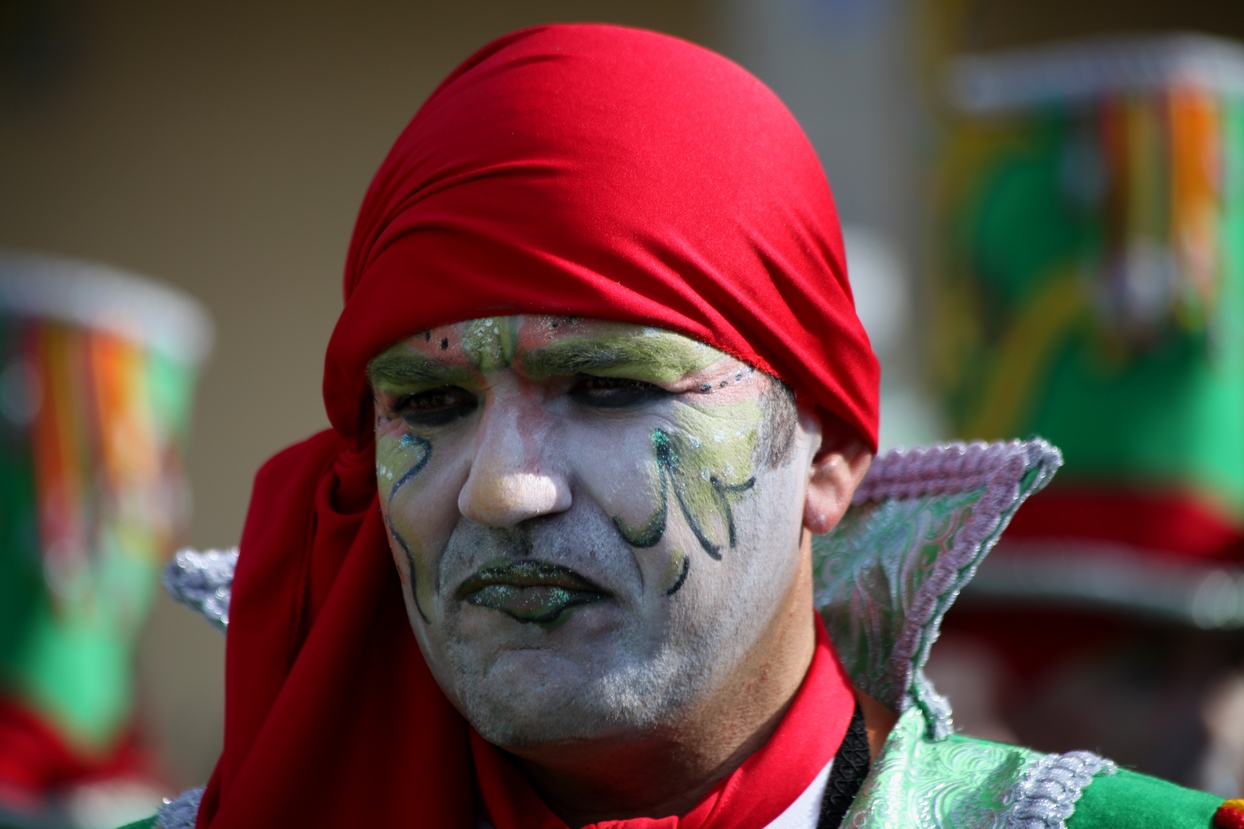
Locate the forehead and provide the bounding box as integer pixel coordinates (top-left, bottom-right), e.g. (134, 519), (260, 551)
(368, 315), (728, 385)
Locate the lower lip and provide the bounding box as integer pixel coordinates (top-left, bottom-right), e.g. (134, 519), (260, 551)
(465, 584), (607, 624)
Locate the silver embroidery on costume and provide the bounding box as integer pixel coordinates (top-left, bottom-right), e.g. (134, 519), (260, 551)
(843, 707), (1037, 828)
(155, 787), (203, 829)
(163, 548), (238, 631)
(1001, 751), (1117, 829)
(813, 440), (1062, 739)
(840, 709), (1116, 828)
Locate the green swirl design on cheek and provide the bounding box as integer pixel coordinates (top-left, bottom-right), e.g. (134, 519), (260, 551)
(612, 430), (671, 549)
(613, 399), (761, 590)
(377, 433), (433, 622)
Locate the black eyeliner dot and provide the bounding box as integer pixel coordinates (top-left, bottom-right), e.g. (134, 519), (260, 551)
(440, 338), (449, 350)
(423, 331), (431, 342)
(720, 380), (728, 388)
(700, 384), (712, 392)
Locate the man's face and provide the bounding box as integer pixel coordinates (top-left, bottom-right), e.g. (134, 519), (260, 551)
(370, 315), (822, 751)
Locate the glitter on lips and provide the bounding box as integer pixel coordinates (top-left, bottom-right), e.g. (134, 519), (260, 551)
(455, 560), (609, 625)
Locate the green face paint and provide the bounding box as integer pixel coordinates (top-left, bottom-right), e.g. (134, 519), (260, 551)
(367, 348), (474, 397)
(377, 431), (435, 621)
(614, 397), (763, 568)
(376, 432), (431, 497)
(671, 397), (762, 486)
(367, 315), (820, 762)
(371, 319), (723, 394)
(456, 560), (608, 627)
(667, 397), (762, 553)
(372, 316), (771, 613)
(464, 584), (604, 626)
(520, 328), (720, 384)
(461, 317), (518, 374)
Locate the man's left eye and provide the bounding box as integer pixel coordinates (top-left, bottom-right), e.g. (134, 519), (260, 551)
(393, 386), (478, 427)
(569, 375), (665, 409)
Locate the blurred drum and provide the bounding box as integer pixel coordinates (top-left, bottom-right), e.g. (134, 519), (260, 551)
(937, 34), (1244, 571)
(0, 253), (212, 823)
(930, 34), (1244, 794)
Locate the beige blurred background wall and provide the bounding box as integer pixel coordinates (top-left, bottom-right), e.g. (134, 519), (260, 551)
(0, 0), (710, 787)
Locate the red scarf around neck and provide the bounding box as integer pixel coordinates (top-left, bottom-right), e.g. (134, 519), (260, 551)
(472, 617), (855, 829)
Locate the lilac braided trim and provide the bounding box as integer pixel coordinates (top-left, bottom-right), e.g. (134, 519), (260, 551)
(163, 548), (238, 632)
(855, 440), (1062, 738)
(1002, 751), (1117, 828)
(853, 440), (1060, 504)
(156, 787), (203, 829)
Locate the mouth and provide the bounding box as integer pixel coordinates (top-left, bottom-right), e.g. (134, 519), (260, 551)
(455, 560), (610, 624)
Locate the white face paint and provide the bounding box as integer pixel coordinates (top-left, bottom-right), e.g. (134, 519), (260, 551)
(370, 315), (820, 751)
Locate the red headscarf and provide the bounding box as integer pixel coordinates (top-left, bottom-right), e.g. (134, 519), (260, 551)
(198, 24), (878, 829)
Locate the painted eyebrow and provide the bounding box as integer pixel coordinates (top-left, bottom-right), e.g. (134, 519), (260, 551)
(366, 349), (474, 390)
(519, 335), (718, 383)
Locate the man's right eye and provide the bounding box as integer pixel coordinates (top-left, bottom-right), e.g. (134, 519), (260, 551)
(395, 387), (477, 427)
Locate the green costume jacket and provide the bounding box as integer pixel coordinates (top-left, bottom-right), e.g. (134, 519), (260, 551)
(123, 441), (1228, 829)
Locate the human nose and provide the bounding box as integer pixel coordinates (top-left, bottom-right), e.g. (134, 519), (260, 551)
(457, 396), (572, 527)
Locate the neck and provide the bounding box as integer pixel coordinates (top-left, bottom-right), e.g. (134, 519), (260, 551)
(510, 548), (818, 825)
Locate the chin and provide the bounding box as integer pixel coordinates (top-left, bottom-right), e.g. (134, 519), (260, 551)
(449, 642), (700, 751)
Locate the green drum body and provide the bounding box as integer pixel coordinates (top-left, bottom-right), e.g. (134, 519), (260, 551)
(0, 254), (211, 764)
(930, 39), (1244, 791)
(937, 36), (1244, 571)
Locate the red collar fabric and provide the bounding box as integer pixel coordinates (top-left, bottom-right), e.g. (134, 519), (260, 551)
(472, 617), (855, 829)
(196, 24), (878, 829)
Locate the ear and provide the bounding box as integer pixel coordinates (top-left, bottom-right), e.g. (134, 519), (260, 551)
(802, 411), (873, 536)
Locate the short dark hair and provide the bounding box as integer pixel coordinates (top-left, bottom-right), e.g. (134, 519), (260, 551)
(757, 377), (798, 468)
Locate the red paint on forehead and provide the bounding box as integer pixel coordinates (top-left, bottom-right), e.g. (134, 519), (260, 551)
(326, 23), (879, 450)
